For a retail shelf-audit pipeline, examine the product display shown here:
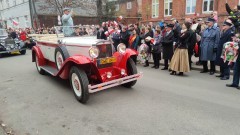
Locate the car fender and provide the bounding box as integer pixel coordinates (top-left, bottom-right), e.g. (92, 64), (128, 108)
(113, 48), (138, 69)
(32, 46), (45, 66)
(57, 55), (101, 80)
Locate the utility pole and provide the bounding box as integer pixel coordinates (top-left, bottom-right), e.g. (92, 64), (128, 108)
(29, 0), (34, 28)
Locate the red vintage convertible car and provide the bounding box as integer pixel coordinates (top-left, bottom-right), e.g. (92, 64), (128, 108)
(31, 26), (142, 103)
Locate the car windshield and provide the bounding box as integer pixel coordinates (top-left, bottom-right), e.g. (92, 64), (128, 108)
(0, 29), (8, 37)
(54, 26), (97, 38)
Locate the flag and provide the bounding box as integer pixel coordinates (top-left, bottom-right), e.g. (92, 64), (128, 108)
(12, 20), (19, 26)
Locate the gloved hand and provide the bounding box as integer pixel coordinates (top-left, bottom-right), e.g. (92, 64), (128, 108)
(213, 48), (217, 53)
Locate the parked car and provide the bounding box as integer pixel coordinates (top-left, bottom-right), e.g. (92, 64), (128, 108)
(31, 26), (142, 103)
(0, 29), (26, 57)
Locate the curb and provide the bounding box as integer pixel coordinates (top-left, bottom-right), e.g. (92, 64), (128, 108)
(148, 61), (234, 75)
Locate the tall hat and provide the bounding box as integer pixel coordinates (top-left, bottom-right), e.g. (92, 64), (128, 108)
(166, 24), (174, 28)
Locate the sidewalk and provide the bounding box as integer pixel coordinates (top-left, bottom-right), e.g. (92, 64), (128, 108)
(148, 56), (233, 75)
(0, 127), (6, 135)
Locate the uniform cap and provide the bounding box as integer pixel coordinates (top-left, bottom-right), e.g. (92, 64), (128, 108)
(63, 7), (71, 11)
(206, 17), (215, 22)
(223, 21), (232, 26)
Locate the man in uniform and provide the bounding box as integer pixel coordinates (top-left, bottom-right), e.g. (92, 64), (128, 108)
(62, 7), (74, 37)
(200, 18), (220, 75)
(215, 20), (234, 80)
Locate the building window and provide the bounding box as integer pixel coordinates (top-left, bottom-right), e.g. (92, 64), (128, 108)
(6, 0), (10, 7)
(203, 0), (214, 12)
(25, 15), (29, 27)
(127, 2), (132, 9)
(13, 0), (16, 6)
(186, 0), (196, 14)
(152, 0), (159, 18)
(115, 4), (119, 11)
(164, 0), (172, 16)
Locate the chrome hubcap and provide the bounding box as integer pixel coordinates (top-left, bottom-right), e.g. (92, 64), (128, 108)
(71, 73), (81, 97)
(56, 52), (63, 69)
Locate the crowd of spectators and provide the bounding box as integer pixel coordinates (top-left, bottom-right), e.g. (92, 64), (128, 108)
(4, 3), (240, 90)
(96, 6), (240, 90)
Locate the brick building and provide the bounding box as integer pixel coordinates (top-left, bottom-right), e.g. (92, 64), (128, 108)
(141, 0), (240, 24)
(106, 0), (142, 24)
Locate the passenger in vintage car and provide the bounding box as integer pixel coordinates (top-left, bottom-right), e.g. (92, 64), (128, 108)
(62, 7), (74, 37)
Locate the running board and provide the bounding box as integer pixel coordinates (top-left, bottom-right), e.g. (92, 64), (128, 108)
(40, 65), (58, 76)
(88, 72), (143, 93)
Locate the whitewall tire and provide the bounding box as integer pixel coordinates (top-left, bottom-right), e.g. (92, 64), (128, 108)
(69, 66), (89, 103)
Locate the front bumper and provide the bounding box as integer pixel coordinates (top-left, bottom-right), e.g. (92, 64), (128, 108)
(0, 48), (26, 54)
(88, 72), (143, 93)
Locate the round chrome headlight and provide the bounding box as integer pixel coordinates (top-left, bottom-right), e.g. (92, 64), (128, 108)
(0, 40), (5, 44)
(89, 46), (99, 58)
(6, 47), (10, 51)
(117, 43), (126, 54)
(14, 39), (20, 44)
(10, 45), (14, 49)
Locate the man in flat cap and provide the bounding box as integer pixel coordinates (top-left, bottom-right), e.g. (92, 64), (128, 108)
(215, 20), (234, 80)
(62, 7), (74, 37)
(161, 24), (174, 70)
(200, 17), (220, 75)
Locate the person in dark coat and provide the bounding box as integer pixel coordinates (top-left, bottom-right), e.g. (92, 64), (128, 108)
(171, 18), (182, 43)
(112, 27), (121, 50)
(97, 27), (107, 40)
(9, 29), (17, 39)
(200, 17), (220, 75)
(161, 24), (174, 70)
(215, 21), (234, 80)
(151, 29), (162, 69)
(120, 26), (130, 48)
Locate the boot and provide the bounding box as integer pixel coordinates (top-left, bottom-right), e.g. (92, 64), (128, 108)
(144, 60), (149, 67)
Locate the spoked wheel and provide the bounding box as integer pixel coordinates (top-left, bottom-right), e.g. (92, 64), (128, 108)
(122, 58), (138, 88)
(69, 66), (89, 103)
(35, 55), (45, 75)
(54, 46), (70, 70)
(55, 51), (64, 70)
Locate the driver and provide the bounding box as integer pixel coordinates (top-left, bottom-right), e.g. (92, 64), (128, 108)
(62, 7), (74, 37)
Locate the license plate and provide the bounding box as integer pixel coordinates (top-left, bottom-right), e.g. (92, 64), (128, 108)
(11, 51), (20, 54)
(99, 57), (116, 65)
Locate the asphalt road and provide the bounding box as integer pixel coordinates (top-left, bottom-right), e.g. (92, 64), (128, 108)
(0, 50), (240, 135)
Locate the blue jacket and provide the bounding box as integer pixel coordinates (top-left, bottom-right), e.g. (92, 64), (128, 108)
(200, 26), (220, 61)
(62, 13), (74, 36)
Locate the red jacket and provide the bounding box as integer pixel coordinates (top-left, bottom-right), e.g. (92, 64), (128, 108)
(20, 32), (27, 41)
